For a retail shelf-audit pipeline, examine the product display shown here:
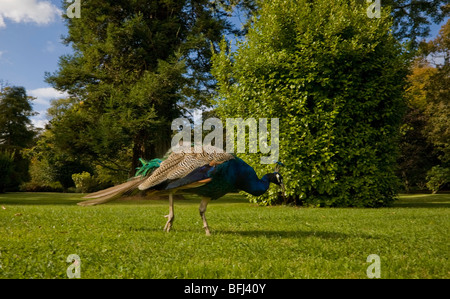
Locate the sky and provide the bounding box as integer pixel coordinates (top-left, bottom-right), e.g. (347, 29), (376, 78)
(0, 0), (447, 129)
(0, 0), (70, 128)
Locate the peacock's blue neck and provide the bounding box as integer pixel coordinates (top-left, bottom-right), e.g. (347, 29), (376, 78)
(187, 158), (273, 200)
(229, 158), (272, 196)
(237, 173), (271, 196)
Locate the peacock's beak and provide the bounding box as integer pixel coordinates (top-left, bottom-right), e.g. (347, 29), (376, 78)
(274, 161), (286, 199)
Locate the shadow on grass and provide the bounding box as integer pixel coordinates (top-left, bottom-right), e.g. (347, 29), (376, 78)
(218, 229), (378, 240)
(1, 192), (449, 209)
(127, 226), (376, 240)
(0, 192), (83, 206)
(395, 193), (450, 208)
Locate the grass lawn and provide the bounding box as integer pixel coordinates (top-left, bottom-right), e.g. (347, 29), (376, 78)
(0, 192), (448, 279)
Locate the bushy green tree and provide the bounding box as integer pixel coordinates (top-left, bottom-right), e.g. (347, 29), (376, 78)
(398, 20), (449, 191)
(24, 129), (94, 191)
(212, 0), (409, 206)
(46, 0), (248, 176)
(0, 86), (36, 150)
(72, 171), (97, 193)
(383, 0), (449, 49)
(0, 85), (36, 190)
(419, 20), (450, 164)
(426, 165), (450, 193)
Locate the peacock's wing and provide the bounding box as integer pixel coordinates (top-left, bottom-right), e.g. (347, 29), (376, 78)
(77, 146), (234, 206)
(164, 164), (215, 190)
(137, 147), (234, 191)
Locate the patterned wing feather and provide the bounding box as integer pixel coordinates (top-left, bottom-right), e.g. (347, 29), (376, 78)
(138, 146), (234, 190)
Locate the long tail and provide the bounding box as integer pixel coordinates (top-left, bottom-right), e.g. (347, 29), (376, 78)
(77, 158), (163, 206)
(77, 176), (145, 206)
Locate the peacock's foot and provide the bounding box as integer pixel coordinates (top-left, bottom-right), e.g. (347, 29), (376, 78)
(204, 226), (211, 236)
(163, 214), (174, 232)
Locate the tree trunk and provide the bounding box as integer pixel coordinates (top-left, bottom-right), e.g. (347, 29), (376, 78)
(130, 128), (171, 177)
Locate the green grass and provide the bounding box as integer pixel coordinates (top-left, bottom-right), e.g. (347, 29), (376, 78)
(0, 192), (448, 279)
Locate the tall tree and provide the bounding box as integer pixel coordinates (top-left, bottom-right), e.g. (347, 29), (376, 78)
(46, 0), (246, 177)
(0, 86), (36, 151)
(395, 19), (449, 191)
(0, 85), (36, 190)
(418, 19), (450, 163)
(383, 0), (449, 49)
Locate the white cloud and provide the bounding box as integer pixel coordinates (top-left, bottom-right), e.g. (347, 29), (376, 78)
(29, 87), (69, 129)
(29, 87), (69, 105)
(31, 117), (49, 129)
(43, 40), (56, 53)
(0, 0), (62, 29)
(0, 50), (12, 65)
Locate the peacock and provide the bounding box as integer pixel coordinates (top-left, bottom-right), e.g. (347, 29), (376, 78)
(78, 146), (285, 235)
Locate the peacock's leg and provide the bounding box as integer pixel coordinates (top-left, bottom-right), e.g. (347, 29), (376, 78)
(199, 198), (211, 236)
(164, 193), (175, 232)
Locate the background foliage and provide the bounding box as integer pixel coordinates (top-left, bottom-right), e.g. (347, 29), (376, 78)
(0, 0), (448, 202)
(399, 20), (449, 192)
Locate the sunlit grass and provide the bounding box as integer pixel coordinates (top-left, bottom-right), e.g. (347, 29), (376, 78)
(0, 192), (448, 278)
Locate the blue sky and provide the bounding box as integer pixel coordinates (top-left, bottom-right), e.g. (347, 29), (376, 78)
(0, 0), (447, 129)
(0, 0), (70, 128)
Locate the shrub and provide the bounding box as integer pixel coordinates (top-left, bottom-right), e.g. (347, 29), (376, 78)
(19, 157), (64, 192)
(426, 166), (450, 194)
(212, 0), (408, 206)
(20, 181), (64, 192)
(72, 171), (97, 193)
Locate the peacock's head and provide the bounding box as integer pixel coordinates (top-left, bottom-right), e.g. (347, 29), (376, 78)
(268, 172), (283, 186)
(267, 171), (286, 198)
(272, 162), (286, 196)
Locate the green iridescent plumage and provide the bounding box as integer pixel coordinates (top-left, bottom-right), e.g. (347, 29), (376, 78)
(135, 158), (162, 177)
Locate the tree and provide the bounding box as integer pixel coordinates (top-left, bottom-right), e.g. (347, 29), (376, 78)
(419, 19), (450, 164)
(383, 0), (449, 49)
(397, 20), (450, 192)
(46, 0), (248, 177)
(398, 59), (440, 191)
(397, 20), (449, 192)
(426, 165), (450, 193)
(0, 86), (36, 151)
(24, 128), (95, 192)
(0, 85), (36, 190)
(212, 0), (409, 207)
(397, 104), (439, 191)
(0, 152), (14, 193)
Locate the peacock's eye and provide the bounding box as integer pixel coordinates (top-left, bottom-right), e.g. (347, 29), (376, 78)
(275, 173), (282, 183)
